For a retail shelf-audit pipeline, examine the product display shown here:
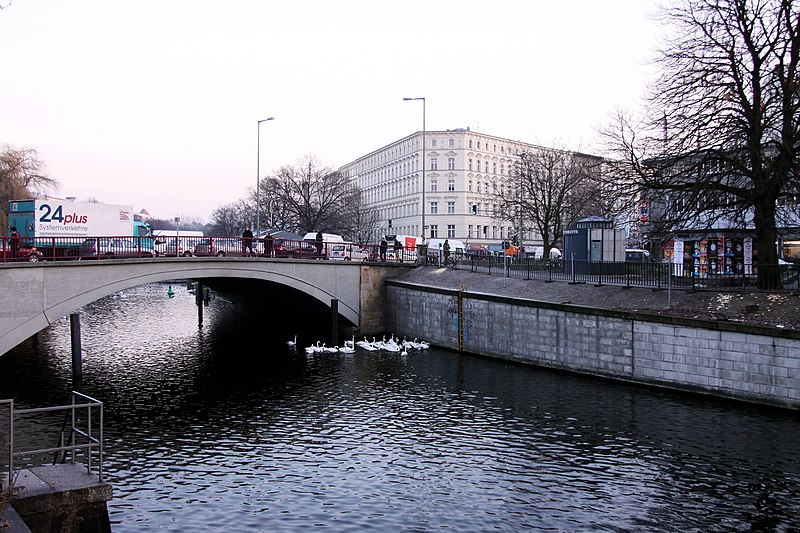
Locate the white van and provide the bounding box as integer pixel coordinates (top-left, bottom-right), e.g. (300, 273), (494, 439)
(426, 238), (466, 264)
(302, 232), (345, 258)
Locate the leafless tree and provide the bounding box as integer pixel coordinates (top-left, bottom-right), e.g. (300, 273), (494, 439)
(208, 199), (250, 236)
(256, 176), (295, 233)
(274, 155), (358, 234)
(1, 145), (57, 233)
(599, 0), (800, 288)
(340, 193), (379, 245)
(495, 146), (602, 255)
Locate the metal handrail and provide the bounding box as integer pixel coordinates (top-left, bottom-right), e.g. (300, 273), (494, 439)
(1, 391), (104, 489)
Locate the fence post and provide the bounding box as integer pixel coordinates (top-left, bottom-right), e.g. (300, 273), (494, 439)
(571, 253), (576, 284)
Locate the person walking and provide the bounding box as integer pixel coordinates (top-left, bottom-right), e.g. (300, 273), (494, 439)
(315, 231), (323, 258)
(9, 226), (20, 260)
(242, 228), (254, 257)
(443, 238), (451, 265)
(264, 233), (274, 257)
(379, 238), (388, 262)
(394, 238), (404, 263)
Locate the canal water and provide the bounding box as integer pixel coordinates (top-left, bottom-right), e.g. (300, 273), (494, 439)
(1, 283), (799, 532)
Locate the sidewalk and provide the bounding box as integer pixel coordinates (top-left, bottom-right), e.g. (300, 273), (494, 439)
(398, 267), (800, 331)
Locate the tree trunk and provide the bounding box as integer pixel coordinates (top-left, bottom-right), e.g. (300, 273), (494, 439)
(753, 196), (781, 289)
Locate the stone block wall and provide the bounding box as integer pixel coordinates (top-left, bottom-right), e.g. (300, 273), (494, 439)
(387, 282), (800, 410)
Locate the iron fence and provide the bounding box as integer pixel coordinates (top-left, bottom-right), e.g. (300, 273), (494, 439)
(1, 391), (104, 490)
(446, 255), (800, 291)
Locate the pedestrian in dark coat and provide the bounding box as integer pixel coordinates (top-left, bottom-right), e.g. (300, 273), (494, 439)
(242, 228), (254, 256)
(379, 238), (388, 262)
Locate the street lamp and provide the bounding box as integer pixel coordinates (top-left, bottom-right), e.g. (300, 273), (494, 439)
(403, 97), (425, 242)
(256, 116), (275, 236)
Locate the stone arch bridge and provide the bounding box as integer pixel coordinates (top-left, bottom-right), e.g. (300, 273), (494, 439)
(0, 257), (407, 356)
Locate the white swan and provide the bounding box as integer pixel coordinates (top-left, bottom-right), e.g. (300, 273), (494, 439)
(287, 335), (297, 348)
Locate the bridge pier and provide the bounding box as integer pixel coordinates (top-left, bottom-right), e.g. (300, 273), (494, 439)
(70, 313), (82, 390)
(330, 299), (339, 346)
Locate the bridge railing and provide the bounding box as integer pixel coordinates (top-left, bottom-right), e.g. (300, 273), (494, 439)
(1, 391), (104, 490)
(456, 255), (799, 290)
(0, 235), (420, 263)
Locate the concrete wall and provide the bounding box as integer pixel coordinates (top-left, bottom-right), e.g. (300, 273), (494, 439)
(387, 281), (800, 410)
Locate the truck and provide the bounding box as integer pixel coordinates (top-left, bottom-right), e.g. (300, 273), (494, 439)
(8, 197), (154, 260)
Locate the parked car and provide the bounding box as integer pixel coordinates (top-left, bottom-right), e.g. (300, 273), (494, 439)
(329, 243), (371, 261)
(1, 244), (43, 262)
(273, 238), (317, 258)
(193, 237), (246, 257)
(625, 249), (651, 262)
(79, 237), (154, 258)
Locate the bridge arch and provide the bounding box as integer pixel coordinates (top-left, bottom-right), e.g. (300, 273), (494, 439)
(0, 258), (403, 356)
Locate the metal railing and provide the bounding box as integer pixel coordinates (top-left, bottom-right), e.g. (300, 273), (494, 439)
(450, 255), (800, 291)
(1, 391), (104, 489)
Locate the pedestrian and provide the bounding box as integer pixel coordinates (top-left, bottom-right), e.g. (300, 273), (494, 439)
(9, 226), (20, 260)
(379, 238), (388, 262)
(443, 238), (451, 264)
(264, 233), (274, 257)
(394, 239), (404, 262)
(315, 231), (323, 258)
(242, 228), (254, 256)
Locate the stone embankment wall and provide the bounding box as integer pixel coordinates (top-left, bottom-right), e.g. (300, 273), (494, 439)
(387, 281), (800, 410)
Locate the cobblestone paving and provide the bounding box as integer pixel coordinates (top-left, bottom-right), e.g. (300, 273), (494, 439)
(397, 266), (800, 332)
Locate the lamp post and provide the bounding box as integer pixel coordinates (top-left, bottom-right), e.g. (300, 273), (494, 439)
(403, 97), (425, 243)
(256, 116), (275, 236)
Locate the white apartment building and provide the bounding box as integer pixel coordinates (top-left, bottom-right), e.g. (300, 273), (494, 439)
(339, 128), (552, 248)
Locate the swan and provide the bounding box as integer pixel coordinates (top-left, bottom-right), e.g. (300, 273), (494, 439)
(339, 343), (355, 354)
(322, 344), (338, 353)
(287, 335), (297, 348)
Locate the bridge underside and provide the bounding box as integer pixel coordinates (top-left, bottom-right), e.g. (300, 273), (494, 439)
(199, 277), (356, 333)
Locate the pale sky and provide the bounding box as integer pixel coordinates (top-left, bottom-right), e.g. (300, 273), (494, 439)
(1, 0), (663, 222)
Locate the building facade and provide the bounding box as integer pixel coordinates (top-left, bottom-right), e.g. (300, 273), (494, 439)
(340, 128), (582, 249)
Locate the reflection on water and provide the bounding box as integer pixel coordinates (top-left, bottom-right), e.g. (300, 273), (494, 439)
(1, 283), (799, 532)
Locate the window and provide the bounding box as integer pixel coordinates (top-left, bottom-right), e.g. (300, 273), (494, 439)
(447, 201), (455, 214)
(431, 139), (437, 148)
(447, 225), (456, 238)
(477, 141), (481, 149)
(485, 162), (489, 173)
(430, 225), (438, 239)
(476, 182), (481, 193)
(493, 163), (497, 174)
(431, 158), (438, 170)
(448, 179), (455, 191)
(430, 201), (438, 214)
(501, 164), (505, 175)
(430, 179), (438, 191)
(468, 225), (473, 238)
(469, 140), (473, 148)
(492, 226), (497, 239)
(449, 138), (455, 148)
(447, 157), (455, 170)
(468, 180), (473, 192)
(468, 159), (473, 170)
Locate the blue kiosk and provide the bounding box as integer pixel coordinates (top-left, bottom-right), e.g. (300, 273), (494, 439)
(563, 216), (626, 274)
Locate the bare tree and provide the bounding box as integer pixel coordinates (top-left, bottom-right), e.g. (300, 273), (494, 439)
(340, 192), (379, 245)
(495, 147), (601, 255)
(274, 155), (357, 234)
(257, 176), (295, 233)
(599, 0), (800, 288)
(1, 145), (57, 232)
(208, 200), (250, 236)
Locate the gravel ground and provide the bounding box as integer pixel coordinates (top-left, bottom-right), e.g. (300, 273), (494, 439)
(396, 266), (800, 332)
